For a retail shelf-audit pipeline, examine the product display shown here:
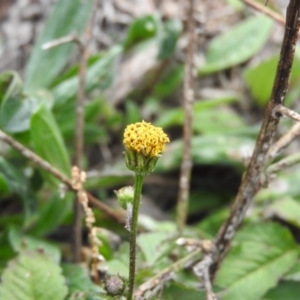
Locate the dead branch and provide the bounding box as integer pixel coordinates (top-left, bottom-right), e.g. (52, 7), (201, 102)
(211, 0), (300, 278)
(268, 122), (300, 159)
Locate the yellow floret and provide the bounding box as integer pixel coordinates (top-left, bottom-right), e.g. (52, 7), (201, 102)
(123, 121), (169, 157)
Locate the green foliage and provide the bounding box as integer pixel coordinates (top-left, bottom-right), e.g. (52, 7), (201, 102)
(1, 1), (300, 299)
(0, 250), (68, 300)
(244, 53), (300, 106)
(200, 15), (273, 74)
(215, 222), (299, 300)
(30, 104), (71, 183)
(25, 0), (94, 90)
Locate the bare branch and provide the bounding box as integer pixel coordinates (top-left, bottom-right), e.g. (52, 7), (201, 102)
(267, 152), (300, 174)
(273, 105), (300, 122)
(176, 0), (195, 233)
(134, 249), (203, 299)
(212, 0), (300, 278)
(268, 122), (300, 159)
(243, 0), (285, 26)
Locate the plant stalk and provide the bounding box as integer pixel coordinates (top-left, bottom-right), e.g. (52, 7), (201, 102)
(127, 173), (144, 300)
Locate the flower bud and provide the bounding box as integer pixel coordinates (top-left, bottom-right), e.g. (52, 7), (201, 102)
(114, 186), (134, 209)
(104, 274), (126, 296)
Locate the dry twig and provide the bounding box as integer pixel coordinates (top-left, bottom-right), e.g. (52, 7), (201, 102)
(211, 0), (300, 278)
(72, 166), (104, 283)
(176, 0), (195, 234)
(268, 122), (300, 158)
(243, 0), (285, 26)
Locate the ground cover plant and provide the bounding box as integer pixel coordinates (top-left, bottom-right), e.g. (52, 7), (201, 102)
(1, 0), (300, 299)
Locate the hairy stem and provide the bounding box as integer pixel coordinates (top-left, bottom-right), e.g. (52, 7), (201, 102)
(127, 173), (144, 300)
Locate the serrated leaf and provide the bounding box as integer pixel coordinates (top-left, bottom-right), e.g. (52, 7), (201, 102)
(137, 232), (171, 265)
(63, 264), (104, 296)
(200, 15), (273, 74)
(262, 281), (300, 300)
(30, 104), (71, 184)
(25, 0), (93, 90)
(215, 222), (299, 300)
(0, 250), (67, 300)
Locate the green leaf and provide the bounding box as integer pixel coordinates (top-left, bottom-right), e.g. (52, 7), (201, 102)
(8, 227), (61, 263)
(25, 0), (93, 90)
(0, 173), (10, 196)
(157, 135), (254, 172)
(0, 157), (37, 225)
(137, 232), (171, 265)
(30, 104), (71, 183)
(284, 261), (300, 281)
(161, 282), (206, 300)
(267, 197), (300, 228)
(244, 53), (300, 106)
(0, 71), (54, 133)
(63, 264), (104, 296)
(263, 281), (300, 300)
(124, 15), (158, 50)
(29, 192), (73, 237)
(215, 222), (299, 300)
(154, 64), (184, 98)
(52, 46), (122, 107)
(155, 96), (239, 129)
(158, 19), (182, 60)
(0, 250), (67, 300)
(200, 15), (273, 75)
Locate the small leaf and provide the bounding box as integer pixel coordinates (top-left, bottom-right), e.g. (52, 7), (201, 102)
(30, 104), (71, 183)
(124, 15), (158, 50)
(158, 19), (182, 60)
(244, 53), (300, 106)
(0, 250), (67, 300)
(25, 0), (94, 90)
(215, 222), (299, 300)
(200, 15), (273, 74)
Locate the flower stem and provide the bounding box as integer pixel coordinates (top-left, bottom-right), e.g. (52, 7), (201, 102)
(127, 173), (144, 300)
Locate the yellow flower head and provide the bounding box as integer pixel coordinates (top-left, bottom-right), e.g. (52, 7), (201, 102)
(123, 121), (169, 157)
(123, 121), (169, 175)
